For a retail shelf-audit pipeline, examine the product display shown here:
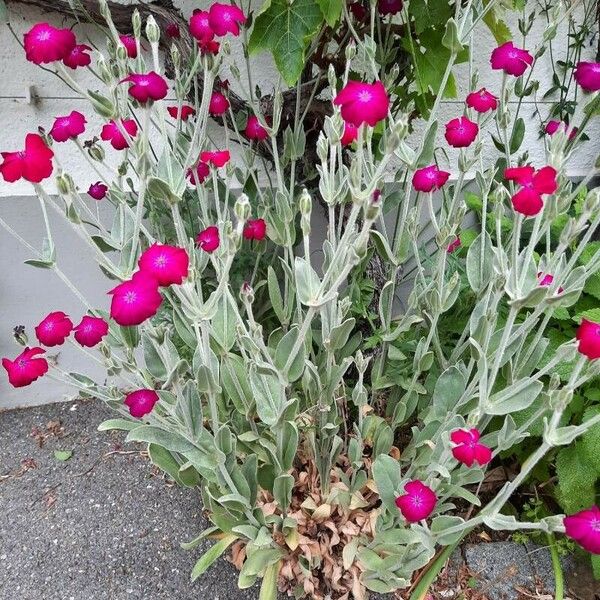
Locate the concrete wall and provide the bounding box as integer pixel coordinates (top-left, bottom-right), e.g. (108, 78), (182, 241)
(1, 2), (599, 407)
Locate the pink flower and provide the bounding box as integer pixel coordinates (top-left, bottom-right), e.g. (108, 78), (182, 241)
(504, 165), (557, 217)
(491, 41), (533, 77)
(333, 80), (389, 128)
(138, 243), (189, 286)
(88, 181), (108, 200)
(199, 38), (220, 55)
(189, 10), (215, 42)
(200, 150), (230, 168)
(564, 506), (600, 554)
(447, 237), (461, 253)
(208, 3), (247, 36)
(63, 44), (92, 69)
(244, 115), (269, 140)
(450, 428), (492, 467)
(378, 0), (402, 15)
(576, 319), (600, 360)
(341, 122), (358, 146)
(73, 316), (109, 347)
(466, 88), (498, 113)
(34, 311), (73, 347)
(167, 105), (196, 121)
(23, 22), (76, 64)
(122, 72), (168, 104)
(49, 110), (87, 143)
(395, 480), (437, 522)
(537, 272), (563, 293)
(2, 347), (49, 388)
(119, 35), (138, 58)
(166, 22), (180, 38)
(196, 225), (220, 253)
(349, 2), (368, 21)
(124, 389), (159, 418)
(187, 161), (210, 185)
(100, 119), (138, 151)
(109, 272), (162, 326)
(209, 91), (230, 116)
(412, 165), (450, 193)
(574, 62), (600, 93)
(444, 116), (479, 148)
(243, 218), (267, 241)
(0, 133), (54, 183)
(545, 120), (577, 141)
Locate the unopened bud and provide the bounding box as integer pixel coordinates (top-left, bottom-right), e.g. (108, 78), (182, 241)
(116, 43), (128, 63)
(56, 173), (74, 195)
(234, 193), (250, 222)
(345, 41), (356, 62)
(88, 144), (105, 162)
(13, 325), (28, 347)
(132, 10), (142, 39)
(299, 188), (312, 215)
(145, 15), (160, 44)
(240, 281), (254, 304)
(170, 45), (181, 72)
(365, 189), (382, 220)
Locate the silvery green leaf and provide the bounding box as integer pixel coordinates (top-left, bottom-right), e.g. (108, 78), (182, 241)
(328, 318), (356, 351)
(274, 326), (305, 382)
(372, 455), (402, 513)
(196, 365), (220, 395)
(249, 365), (286, 426)
(432, 366), (466, 414)
(98, 418), (139, 432)
(212, 294), (236, 352)
(273, 474), (294, 509)
(441, 18), (463, 53)
(382, 314), (423, 342)
(487, 380), (543, 415)
(466, 231), (493, 292)
(378, 281), (395, 331)
(294, 257), (321, 305)
(370, 230), (398, 266)
(267, 266), (286, 324)
(143, 334), (167, 379)
(430, 516), (465, 545)
(221, 353), (254, 416)
(190, 534), (238, 581)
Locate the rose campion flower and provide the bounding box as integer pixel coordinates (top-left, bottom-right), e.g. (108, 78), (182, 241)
(545, 120), (577, 141)
(196, 225), (220, 253)
(209, 91), (230, 116)
(166, 22), (180, 38)
(333, 80), (389, 128)
(200, 150), (230, 168)
(450, 428), (492, 467)
(88, 182), (108, 200)
(2, 347), (49, 388)
(73, 316), (109, 347)
(208, 3), (247, 36)
(124, 389), (159, 418)
(341, 122), (358, 146)
(109, 272), (162, 326)
(537, 272), (563, 293)
(243, 218), (267, 241)
(395, 480), (437, 522)
(119, 34), (138, 58)
(0, 134), (54, 183)
(34, 311), (73, 347)
(466, 88), (498, 113)
(49, 110), (87, 143)
(122, 72), (168, 104)
(187, 161), (210, 185)
(444, 116), (479, 148)
(574, 62), (600, 92)
(23, 22), (76, 65)
(491, 41), (533, 77)
(100, 119), (138, 151)
(199, 38), (220, 55)
(189, 10), (214, 42)
(447, 237), (461, 253)
(378, 0), (402, 15)
(412, 165), (450, 193)
(63, 44), (92, 69)
(245, 115), (269, 140)
(167, 105), (196, 121)
(504, 165), (557, 217)
(138, 243), (189, 286)
(576, 319), (600, 360)
(564, 506), (600, 554)
(349, 2), (368, 21)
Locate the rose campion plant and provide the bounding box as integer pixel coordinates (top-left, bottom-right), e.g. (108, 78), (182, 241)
(2, 1), (600, 598)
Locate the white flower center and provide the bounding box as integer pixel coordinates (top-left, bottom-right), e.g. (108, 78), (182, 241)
(358, 90), (372, 103)
(124, 291), (137, 304)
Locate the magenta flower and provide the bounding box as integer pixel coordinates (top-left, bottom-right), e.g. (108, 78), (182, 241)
(166, 22), (180, 38)
(23, 22), (76, 65)
(63, 44), (92, 69)
(395, 480), (437, 523)
(189, 10), (214, 42)
(447, 237), (461, 253)
(200, 150), (230, 168)
(574, 62), (600, 92)
(100, 119), (138, 151)
(564, 506), (600, 554)
(243, 218), (267, 241)
(209, 91), (230, 116)
(118, 35), (138, 58)
(138, 243), (189, 287)
(187, 161), (210, 185)
(124, 389), (159, 418)
(412, 165), (450, 193)
(199, 38), (220, 55)
(73, 316), (109, 347)
(244, 115), (269, 141)
(208, 3), (247, 36)
(109, 272), (162, 326)
(35, 311), (73, 347)
(88, 182), (108, 200)
(122, 72), (168, 104)
(466, 88), (498, 113)
(49, 110), (87, 143)
(450, 428), (492, 467)
(545, 120), (577, 141)
(378, 0), (402, 15)
(341, 122), (358, 146)
(167, 105), (196, 121)
(2, 347), (49, 388)
(537, 272), (563, 293)
(196, 225), (220, 253)
(576, 319), (600, 360)
(505, 165), (557, 217)
(491, 41), (533, 77)
(333, 80), (389, 128)
(0, 133), (54, 183)
(444, 116), (479, 148)
(349, 2), (368, 21)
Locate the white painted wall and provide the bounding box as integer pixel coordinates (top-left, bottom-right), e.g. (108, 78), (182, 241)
(1, 3), (599, 408)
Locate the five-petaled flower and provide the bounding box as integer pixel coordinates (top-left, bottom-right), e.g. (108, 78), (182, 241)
(412, 165), (450, 193)
(491, 41), (533, 77)
(187, 161), (211, 185)
(2, 347), (48, 388)
(200, 150), (230, 168)
(450, 428), (492, 467)
(49, 111), (87, 143)
(138, 244), (189, 287)
(208, 3), (247, 36)
(574, 62), (600, 92)
(124, 389), (159, 418)
(122, 72), (168, 104)
(564, 506), (600, 554)
(395, 480), (437, 522)
(0, 134), (54, 183)
(576, 319), (600, 360)
(88, 182), (108, 200)
(466, 88), (498, 113)
(444, 116), (479, 148)
(545, 120), (577, 140)
(243, 218), (267, 241)
(244, 115), (269, 140)
(73, 316), (109, 347)
(63, 44), (92, 69)
(341, 122), (358, 146)
(101, 119), (138, 151)
(35, 311), (73, 347)
(196, 226), (220, 253)
(23, 22), (76, 65)
(108, 272), (162, 326)
(333, 80), (389, 128)
(209, 91), (230, 116)
(118, 35), (138, 58)
(189, 10), (214, 43)
(504, 165), (557, 217)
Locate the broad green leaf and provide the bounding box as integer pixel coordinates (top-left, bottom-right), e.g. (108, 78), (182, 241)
(148, 443), (184, 485)
(274, 326), (305, 382)
(190, 533), (238, 581)
(372, 455), (401, 513)
(315, 0), (342, 27)
(487, 380), (543, 415)
(259, 560), (281, 600)
(482, 0), (512, 44)
(249, 366), (285, 426)
(294, 257), (321, 305)
(98, 418), (139, 432)
(466, 231), (493, 292)
(432, 366), (465, 413)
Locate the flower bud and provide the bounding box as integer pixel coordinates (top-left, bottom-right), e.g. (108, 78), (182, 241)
(299, 188), (312, 215)
(345, 41), (356, 62)
(583, 190), (600, 215)
(240, 281), (254, 304)
(170, 44), (181, 72)
(145, 15), (160, 44)
(56, 173), (74, 195)
(96, 55), (113, 84)
(316, 132), (328, 163)
(116, 43), (128, 63)
(328, 63), (337, 89)
(365, 189), (382, 220)
(301, 214), (311, 236)
(88, 144), (105, 162)
(13, 325), (28, 347)
(132, 10), (142, 39)
(234, 193), (251, 222)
